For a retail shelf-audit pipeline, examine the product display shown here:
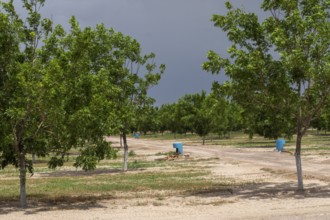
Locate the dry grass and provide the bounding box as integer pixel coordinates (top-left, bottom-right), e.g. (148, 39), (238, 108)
(0, 156), (246, 205)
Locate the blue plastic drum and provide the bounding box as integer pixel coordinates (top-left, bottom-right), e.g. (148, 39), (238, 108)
(275, 139), (285, 151)
(173, 142), (183, 154)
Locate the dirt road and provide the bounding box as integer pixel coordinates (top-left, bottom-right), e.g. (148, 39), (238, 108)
(2, 137), (330, 220)
(123, 137), (330, 180)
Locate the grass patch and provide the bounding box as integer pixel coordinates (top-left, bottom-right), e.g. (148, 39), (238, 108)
(140, 131), (330, 152)
(299, 146), (330, 151)
(188, 199), (235, 206)
(0, 170), (223, 202)
(193, 157), (220, 162)
(128, 150), (137, 157)
(10, 131), (330, 206)
(128, 160), (166, 169)
(155, 151), (175, 156)
(140, 132), (201, 141)
(260, 167), (277, 174)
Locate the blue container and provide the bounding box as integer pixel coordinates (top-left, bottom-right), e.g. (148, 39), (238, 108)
(173, 142), (183, 155)
(134, 133), (139, 139)
(276, 139), (285, 151)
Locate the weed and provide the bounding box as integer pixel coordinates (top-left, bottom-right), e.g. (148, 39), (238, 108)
(155, 151), (173, 156)
(152, 201), (163, 206)
(136, 201), (149, 206)
(156, 195), (166, 201)
(128, 150), (137, 157)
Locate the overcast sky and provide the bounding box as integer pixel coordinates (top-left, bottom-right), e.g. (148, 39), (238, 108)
(17, 0), (264, 105)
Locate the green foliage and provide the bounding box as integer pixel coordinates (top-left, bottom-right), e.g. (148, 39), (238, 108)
(189, 91), (212, 141)
(156, 104), (177, 134)
(128, 150), (137, 157)
(74, 143), (118, 171)
(0, 0), (166, 172)
(208, 83), (242, 137)
(0, 0), (164, 205)
(311, 101), (330, 132)
(155, 90), (241, 143)
(204, 0), (330, 140)
(0, 169), (215, 200)
(204, 0), (330, 190)
(136, 105), (159, 135)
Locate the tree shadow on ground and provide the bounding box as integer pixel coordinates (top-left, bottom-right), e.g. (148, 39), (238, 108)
(0, 168), (150, 215)
(0, 194), (114, 215)
(36, 168), (122, 178)
(189, 181), (330, 200)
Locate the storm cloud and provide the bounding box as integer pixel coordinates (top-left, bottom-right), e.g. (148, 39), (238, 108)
(18, 0), (264, 105)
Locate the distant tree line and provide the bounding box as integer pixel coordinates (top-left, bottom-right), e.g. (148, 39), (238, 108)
(135, 85), (242, 144)
(136, 81), (330, 144)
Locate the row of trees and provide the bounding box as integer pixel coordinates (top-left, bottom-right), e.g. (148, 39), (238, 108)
(1, 0), (328, 207)
(135, 0), (329, 195)
(0, 0), (164, 207)
(138, 85), (330, 144)
(136, 87), (242, 144)
(136, 81), (300, 145)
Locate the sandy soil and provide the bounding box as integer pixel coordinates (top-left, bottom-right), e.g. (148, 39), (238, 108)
(2, 137), (330, 220)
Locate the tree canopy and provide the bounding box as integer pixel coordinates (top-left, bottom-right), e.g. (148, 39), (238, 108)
(203, 0), (330, 191)
(0, 0), (164, 207)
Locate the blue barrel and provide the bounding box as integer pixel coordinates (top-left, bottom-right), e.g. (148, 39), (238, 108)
(173, 142), (183, 154)
(276, 139), (285, 151)
(134, 133), (139, 139)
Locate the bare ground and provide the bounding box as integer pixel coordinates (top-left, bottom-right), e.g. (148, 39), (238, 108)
(2, 137), (330, 219)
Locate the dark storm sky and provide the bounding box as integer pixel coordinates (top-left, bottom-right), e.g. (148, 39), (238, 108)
(18, 0), (265, 105)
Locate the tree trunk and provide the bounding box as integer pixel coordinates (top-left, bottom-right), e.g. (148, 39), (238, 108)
(120, 134), (123, 148)
(202, 136), (205, 145)
(122, 133), (128, 172)
(32, 154), (36, 164)
(295, 81), (304, 192)
(19, 154), (27, 208)
(295, 132), (304, 191)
